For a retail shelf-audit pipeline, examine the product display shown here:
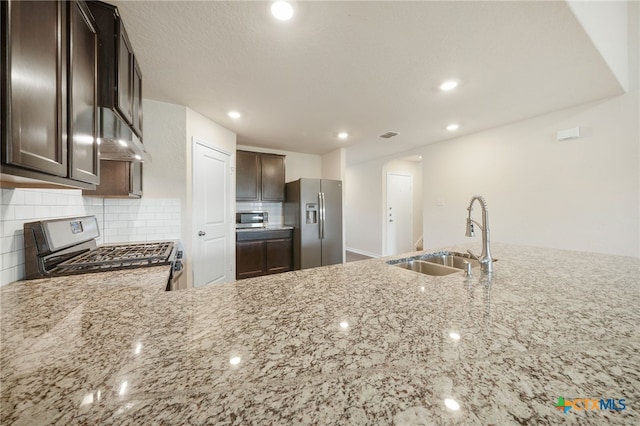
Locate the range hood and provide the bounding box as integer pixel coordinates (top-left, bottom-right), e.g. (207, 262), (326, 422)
(98, 108), (150, 162)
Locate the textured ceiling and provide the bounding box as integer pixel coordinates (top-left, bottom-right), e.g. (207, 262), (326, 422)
(113, 0), (623, 165)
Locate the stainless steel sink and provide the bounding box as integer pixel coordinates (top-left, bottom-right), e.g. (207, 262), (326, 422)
(421, 252), (480, 269)
(388, 251), (489, 277)
(394, 260), (461, 276)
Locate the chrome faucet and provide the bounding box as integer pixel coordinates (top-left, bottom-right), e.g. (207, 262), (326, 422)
(465, 195), (493, 273)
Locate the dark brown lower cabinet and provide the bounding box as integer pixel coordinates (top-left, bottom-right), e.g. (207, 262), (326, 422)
(236, 229), (293, 280)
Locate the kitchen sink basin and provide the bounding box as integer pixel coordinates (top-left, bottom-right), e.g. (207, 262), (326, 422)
(421, 252), (480, 269)
(388, 251), (489, 277)
(394, 260), (461, 276)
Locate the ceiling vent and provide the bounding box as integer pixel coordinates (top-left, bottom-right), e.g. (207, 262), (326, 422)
(379, 131), (399, 139)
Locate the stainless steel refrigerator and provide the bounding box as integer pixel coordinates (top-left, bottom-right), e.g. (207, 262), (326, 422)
(284, 179), (343, 270)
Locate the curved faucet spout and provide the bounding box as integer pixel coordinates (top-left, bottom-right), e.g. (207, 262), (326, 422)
(465, 195), (493, 273)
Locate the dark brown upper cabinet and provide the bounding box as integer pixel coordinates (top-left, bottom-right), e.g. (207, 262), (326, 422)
(236, 151), (260, 200)
(116, 23), (133, 124)
(87, 0), (142, 138)
(236, 150), (285, 202)
(69, 0), (100, 185)
(260, 154), (286, 201)
(1, 0), (99, 189)
(132, 59), (143, 137)
(83, 160), (142, 198)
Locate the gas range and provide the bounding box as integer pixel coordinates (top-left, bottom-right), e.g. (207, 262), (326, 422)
(23, 216), (183, 290)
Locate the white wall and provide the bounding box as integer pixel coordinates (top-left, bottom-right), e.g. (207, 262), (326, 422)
(345, 159), (384, 257)
(346, 2), (639, 259)
(568, 0), (628, 91)
(420, 1), (639, 257)
(421, 89), (639, 257)
(141, 100), (238, 287)
(142, 100), (187, 198)
(237, 144), (321, 182)
(321, 148), (345, 181)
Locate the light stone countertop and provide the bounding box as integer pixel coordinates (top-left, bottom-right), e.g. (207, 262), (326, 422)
(235, 226), (294, 232)
(1, 243), (639, 425)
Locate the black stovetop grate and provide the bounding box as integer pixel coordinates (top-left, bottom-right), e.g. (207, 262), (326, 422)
(55, 241), (174, 273)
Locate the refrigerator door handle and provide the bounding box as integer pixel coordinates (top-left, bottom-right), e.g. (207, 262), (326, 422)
(319, 192), (325, 239)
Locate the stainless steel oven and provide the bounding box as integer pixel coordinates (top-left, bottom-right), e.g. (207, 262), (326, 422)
(23, 216), (184, 291)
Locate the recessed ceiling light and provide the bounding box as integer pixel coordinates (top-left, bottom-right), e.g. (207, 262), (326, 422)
(271, 1), (293, 21)
(337, 132), (349, 140)
(446, 123), (460, 131)
(228, 111), (241, 119)
(440, 80), (459, 91)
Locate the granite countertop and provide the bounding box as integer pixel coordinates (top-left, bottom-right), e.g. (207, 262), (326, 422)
(1, 243), (639, 424)
(236, 226), (294, 232)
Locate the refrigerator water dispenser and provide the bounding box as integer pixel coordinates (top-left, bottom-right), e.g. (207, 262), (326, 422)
(306, 203), (318, 224)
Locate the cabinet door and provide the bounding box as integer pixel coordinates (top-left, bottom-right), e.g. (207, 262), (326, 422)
(236, 240), (266, 279)
(266, 238), (292, 274)
(132, 58), (143, 137)
(3, 0), (67, 176)
(68, 0), (99, 184)
(82, 160), (141, 198)
(116, 22), (133, 124)
(236, 150), (260, 201)
(129, 161), (142, 197)
(261, 154), (285, 201)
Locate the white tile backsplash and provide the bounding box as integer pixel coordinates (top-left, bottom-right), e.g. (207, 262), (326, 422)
(0, 188), (181, 286)
(101, 198), (180, 243)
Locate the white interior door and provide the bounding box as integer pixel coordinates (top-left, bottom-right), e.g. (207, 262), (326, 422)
(386, 173), (413, 255)
(193, 141), (231, 287)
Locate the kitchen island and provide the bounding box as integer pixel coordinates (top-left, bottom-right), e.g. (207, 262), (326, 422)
(1, 243), (638, 424)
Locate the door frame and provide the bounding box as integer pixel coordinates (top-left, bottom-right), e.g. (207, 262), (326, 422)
(384, 172), (413, 256)
(191, 137), (234, 285)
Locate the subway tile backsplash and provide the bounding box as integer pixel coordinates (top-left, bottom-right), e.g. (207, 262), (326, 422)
(0, 188), (180, 287)
(102, 198), (180, 243)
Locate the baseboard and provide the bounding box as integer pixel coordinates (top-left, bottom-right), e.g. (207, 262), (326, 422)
(345, 247), (381, 258)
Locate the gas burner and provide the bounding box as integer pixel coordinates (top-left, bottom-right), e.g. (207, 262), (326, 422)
(53, 241), (175, 275)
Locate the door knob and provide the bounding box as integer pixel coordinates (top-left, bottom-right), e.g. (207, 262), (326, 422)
(198, 231), (206, 236)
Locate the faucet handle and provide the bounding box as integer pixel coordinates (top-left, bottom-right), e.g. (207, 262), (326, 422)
(467, 250), (480, 262)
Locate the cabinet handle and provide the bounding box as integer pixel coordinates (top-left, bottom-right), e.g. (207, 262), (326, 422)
(198, 231), (206, 236)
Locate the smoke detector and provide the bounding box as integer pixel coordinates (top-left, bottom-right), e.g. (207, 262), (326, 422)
(379, 131), (399, 139)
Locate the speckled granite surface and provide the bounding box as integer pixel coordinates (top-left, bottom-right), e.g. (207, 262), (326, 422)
(236, 226), (294, 232)
(1, 243), (639, 424)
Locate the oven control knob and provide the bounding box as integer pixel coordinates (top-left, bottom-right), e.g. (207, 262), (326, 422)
(198, 231), (206, 236)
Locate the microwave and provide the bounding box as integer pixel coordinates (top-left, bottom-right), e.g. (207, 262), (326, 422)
(236, 211), (268, 229)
